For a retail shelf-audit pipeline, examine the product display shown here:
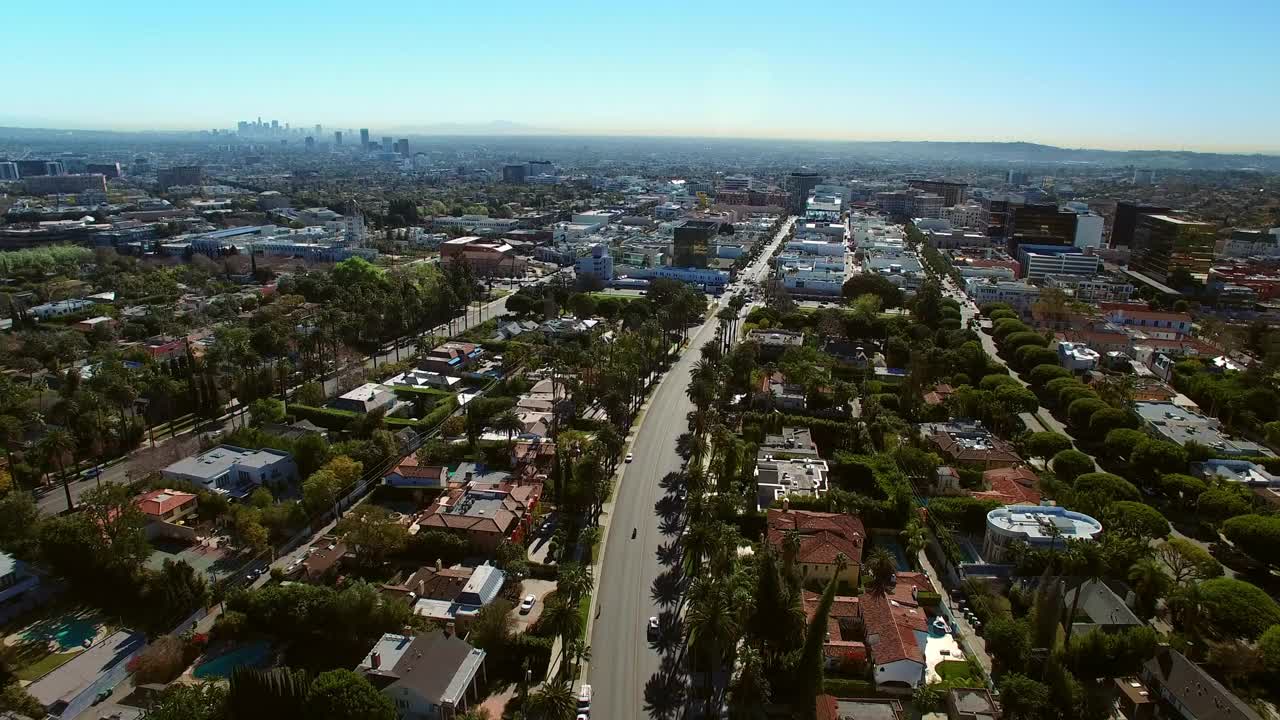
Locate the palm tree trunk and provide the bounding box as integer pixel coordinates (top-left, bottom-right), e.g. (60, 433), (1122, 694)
(59, 461), (72, 512)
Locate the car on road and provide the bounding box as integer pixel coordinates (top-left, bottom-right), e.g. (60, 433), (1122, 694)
(519, 594), (536, 614)
(647, 616), (659, 638)
(625, 452), (633, 463)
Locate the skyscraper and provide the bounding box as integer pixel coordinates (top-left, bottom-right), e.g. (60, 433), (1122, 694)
(359, 128), (370, 149)
(1005, 203), (1078, 255)
(1110, 201), (1170, 248)
(785, 172), (821, 214)
(334, 131), (343, 146)
(1130, 214), (1215, 284)
(673, 219), (718, 268)
(502, 164), (528, 184)
(907, 179), (968, 207)
(381, 137), (392, 152)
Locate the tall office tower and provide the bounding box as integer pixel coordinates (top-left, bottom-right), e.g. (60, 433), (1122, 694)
(1006, 170), (1028, 185)
(907, 179), (968, 207)
(1133, 169), (1156, 185)
(315, 124), (322, 135)
(381, 137), (392, 152)
(526, 160), (555, 177)
(673, 219), (719, 268)
(304, 136), (315, 149)
(334, 131), (343, 146)
(271, 120), (279, 130)
(1005, 203), (1078, 255)
(785, 172), (822, 214)
(360, 128), (370, 148)
(1130, 214), (1216, 284)
(395, 138), (409, 154)
(1110, 201), (1170, 248)
(0, 162), (18, 180)
(502, 164), (528, 183)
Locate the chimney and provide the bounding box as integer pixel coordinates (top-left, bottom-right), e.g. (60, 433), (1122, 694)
(371, 651), (381, 669)
(782, 497), (790, 512)
(436, 558), (443, 572)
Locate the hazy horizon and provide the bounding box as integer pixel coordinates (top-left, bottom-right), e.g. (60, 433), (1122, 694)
(8, 0), (1280, 154)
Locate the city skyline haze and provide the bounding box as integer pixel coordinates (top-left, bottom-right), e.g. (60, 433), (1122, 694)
(6, 0), (1279, 153)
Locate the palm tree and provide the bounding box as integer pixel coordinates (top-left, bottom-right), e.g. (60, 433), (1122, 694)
(1127, 557), (1172, 619)
(492, 409), (524, 457)
(865, 547), (897, 592)
(685, 577), (740, 720)
(525, 681), (576, 720)
(39, 428), (77, 512)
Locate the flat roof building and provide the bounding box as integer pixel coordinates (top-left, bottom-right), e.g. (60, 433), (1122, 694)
(984, 506), (1102, 562)
(1130, 214), (1216, 284)
(162, 445), (297, 498)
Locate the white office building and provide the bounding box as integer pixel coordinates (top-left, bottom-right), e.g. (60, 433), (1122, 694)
(575, 243), (615, 283)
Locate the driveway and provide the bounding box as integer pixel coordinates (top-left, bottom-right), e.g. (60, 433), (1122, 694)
(511, 579), (556, 633)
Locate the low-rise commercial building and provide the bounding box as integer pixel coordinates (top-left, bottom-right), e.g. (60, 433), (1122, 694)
(162, 445), (297, 498)
(1134, 401), (1272, 457)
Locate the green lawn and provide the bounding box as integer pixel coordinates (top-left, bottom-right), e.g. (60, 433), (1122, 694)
(14, 649), (82, 680)
(935, 659), (977, 683)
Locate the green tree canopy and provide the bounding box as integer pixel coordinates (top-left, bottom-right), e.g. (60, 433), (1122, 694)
(1199, 577), (1280, 640)
(1051, 449), (1093, 484)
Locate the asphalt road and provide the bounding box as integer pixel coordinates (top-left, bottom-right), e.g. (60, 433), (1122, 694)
(586, 217), (792, 720)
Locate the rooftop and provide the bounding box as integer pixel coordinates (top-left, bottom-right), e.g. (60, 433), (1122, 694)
(987, 505), (1102, 542)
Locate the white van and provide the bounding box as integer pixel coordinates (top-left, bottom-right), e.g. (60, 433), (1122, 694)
(577, 684), (592, 712)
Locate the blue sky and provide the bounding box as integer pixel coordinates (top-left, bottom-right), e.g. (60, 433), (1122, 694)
(6, 0), (1279, 152)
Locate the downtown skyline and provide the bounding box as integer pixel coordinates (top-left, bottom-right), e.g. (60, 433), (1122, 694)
(5, 0), (1280, 153)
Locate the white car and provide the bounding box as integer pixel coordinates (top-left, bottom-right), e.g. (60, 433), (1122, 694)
(625, 452), (634, 463)
(519, 594), (536, 614)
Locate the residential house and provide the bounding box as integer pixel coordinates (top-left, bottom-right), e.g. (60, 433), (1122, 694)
(923, 383), (955, 406)
(0, 551), (40, 616)
(1102, 306), (1193, 340)
(983, 506), (1102, 563)
(385, 455), (453, 491)
(161, 445), (296, 498)
(333, 383), (398, 414)
(823, 339), (875, 368)
(417, 474), (543, 553)
(815, 695), (904, 720)
(766, 506), (865, 586)
(758, 427), (821, 460)
(1192, 459), (1280, 488)
(755, 456), (830, 511)
(357, 631), (487, 720)
(381, 563), (474, 606)
(1060, 579), (1143, 636)
(1134, 402), (1272, 457)
(421, 342), (484, 376)
(860, 572), (937, 691)
(1115, 677), (1155, 720)
(970, 467), (1041, 506)
(72, 316), (115, 334)
(919, 420), (1022, 469)
(946, 688), (1000, 720)
(410, 564), (506, 623)
(756, 371), (807, 411)
(386, 369), (462, 392)
(1141, 646), (1261, 720)
(261, 420), (329, 442)
(746, 329), (805, 359)
(803, 591), (866, 671)
(301, 537), (349, 582)
(136, 488), (199, 540)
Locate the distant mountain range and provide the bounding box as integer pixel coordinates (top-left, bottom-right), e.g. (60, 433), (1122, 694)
(1, 123), (1276, 171)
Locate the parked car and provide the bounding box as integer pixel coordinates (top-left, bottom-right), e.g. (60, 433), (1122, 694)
(625, 452), (634, 463)
(520, 595), (537, 614)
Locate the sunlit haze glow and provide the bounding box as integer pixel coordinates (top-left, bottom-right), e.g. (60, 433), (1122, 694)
(6, 0), (1279, 152)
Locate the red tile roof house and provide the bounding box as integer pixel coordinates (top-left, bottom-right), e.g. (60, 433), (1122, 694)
(767, 506), (865, 586)
(803, 590), (866, 672)
(417, 477), (543, 553)
(922, 383), (955, 406)
(136, 488), (198, 540)
(921, 421), (1023, 469)
(384, 455), (452, 491)
(858, 572), (937, 692)
(970, 466), (1042, 506)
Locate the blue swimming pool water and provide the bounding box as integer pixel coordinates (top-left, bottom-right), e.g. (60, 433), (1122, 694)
(23, 616), (101, 650)
(872, 534), (912, 571)
(192, 641), (272, 679)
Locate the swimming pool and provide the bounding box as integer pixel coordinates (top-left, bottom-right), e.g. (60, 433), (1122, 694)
(871, 533), (912, 571)
(192, 641), (272, 679)
(23, 615), (102, 651)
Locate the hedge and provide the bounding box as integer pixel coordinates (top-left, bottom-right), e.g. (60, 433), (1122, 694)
(288, 404), (359, 430)
(823, 678), (878, 697)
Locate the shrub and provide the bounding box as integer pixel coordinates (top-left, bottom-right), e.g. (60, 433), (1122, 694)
(1067, 398), (1109, 432)
(1199, 577), (1280, 640)
(1074, 472), (1140, 501)
(1028, 364), (1072, 388)
(1222, 514), (1280, 567)
(1023, 431), (1073, 460)
(1102, 501), (1170, 540)
(1051, 449), (1093, 483)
